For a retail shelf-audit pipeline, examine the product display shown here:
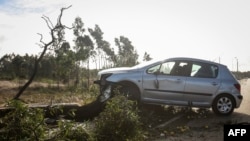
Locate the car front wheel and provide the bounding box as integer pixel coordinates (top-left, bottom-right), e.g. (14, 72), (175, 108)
(212, 94), (235, 116)
(117, 82), (140, 103)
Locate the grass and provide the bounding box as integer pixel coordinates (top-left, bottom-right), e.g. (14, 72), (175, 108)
(0, 80), (97, 106)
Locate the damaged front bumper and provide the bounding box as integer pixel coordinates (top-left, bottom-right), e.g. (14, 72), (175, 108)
(94, 79), (113, 102)
(99, 85), (112, 102)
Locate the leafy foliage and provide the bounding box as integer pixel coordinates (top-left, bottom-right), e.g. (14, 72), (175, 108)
(0, 53), (36, 80)
(115, 36), (139, 67)
(0, 100), (45, 141)
(0, 100), (93, 141)
(143, 52), (153, 61)
(52, 120), (94, 141)
(89, 25), (116, 68)
(94, 95), (144, 141)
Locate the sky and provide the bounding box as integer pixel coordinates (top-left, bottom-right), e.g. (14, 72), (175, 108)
(0, 0), (250, 71)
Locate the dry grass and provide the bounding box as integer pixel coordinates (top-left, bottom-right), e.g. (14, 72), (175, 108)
(0, 80), (96, 106)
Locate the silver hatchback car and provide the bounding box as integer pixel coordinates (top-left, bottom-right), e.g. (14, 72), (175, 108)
(94, 57), (243, 116)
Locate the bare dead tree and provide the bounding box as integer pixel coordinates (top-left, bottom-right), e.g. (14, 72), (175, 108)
(13, 6), (72, 100)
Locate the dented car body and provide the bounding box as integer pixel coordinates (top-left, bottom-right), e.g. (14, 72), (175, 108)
(94, 57), (243, 116)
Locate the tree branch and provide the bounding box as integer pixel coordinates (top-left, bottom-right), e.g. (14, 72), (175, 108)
(13, 6), (72, 100)
(37, 33), (46, 45)
(42, 16), (54, 30)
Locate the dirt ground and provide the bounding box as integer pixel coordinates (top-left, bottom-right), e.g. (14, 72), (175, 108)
(153, 78), (250, 141)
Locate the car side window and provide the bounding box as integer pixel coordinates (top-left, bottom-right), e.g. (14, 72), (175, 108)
(159, 61), (175, 75)
(157, 61), (191, 76)
(147, 64), (161, 74)
(147, 61), (175, 75)
(170, 61), (191, 76)
(191, 62), (218, 78)
(191, 64), (201, 76)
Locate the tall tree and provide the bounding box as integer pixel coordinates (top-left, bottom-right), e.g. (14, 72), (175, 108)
(72, 17), (94, 87)
(115, 36), (138, 67)
(143, 52), (153, 61)
(12, 55), (25, 79)
(0, 54), (15, 79)
(22, 54), (36, 79)
(89, 25), (115, 69)
(73, 17), (93, 61)
(54, 42), (75, 88)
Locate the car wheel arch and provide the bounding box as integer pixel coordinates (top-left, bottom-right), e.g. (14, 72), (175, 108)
(116, 81), (141, 101)
(212, 93), (236, 116)
(214, 93), (236, 107)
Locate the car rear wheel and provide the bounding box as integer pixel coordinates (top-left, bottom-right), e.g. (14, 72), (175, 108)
(212, 94), (235, 116)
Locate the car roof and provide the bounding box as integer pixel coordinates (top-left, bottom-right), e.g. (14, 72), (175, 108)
(165, 57), (224, 66)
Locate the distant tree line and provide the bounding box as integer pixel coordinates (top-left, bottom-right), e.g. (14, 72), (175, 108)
(232, 71), (250, 80)
(0, 16), (152, 88)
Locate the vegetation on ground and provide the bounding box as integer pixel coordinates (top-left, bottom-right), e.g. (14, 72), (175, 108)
(94, 95), (144, 141)
(0, 95), (144, 141)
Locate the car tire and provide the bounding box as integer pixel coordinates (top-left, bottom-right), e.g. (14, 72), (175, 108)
(212, 94), (235, 116)
(118, 82), (140, 103)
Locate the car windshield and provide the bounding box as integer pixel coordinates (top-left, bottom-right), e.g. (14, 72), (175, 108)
(131, 59), (162, 69)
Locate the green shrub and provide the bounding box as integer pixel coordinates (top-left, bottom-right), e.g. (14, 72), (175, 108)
(0, 95), (145, 141)
(0, 100), (94, 141)
(88, 84), (99, 96)
(53, 120), (94, 141)
(0, 100), (45, 141)
(94, 95), (144, 141)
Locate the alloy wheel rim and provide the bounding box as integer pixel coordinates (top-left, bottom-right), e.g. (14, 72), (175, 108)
(217, 97), (232, 113)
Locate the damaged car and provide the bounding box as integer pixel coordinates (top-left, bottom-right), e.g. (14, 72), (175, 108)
(94, 57), (243, 116)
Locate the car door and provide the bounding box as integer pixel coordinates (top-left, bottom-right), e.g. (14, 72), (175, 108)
(184, 62), (221, 107)
(142, 60), (188, 105)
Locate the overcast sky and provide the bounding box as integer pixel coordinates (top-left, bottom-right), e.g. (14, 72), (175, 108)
(0, 0), (250, 71)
